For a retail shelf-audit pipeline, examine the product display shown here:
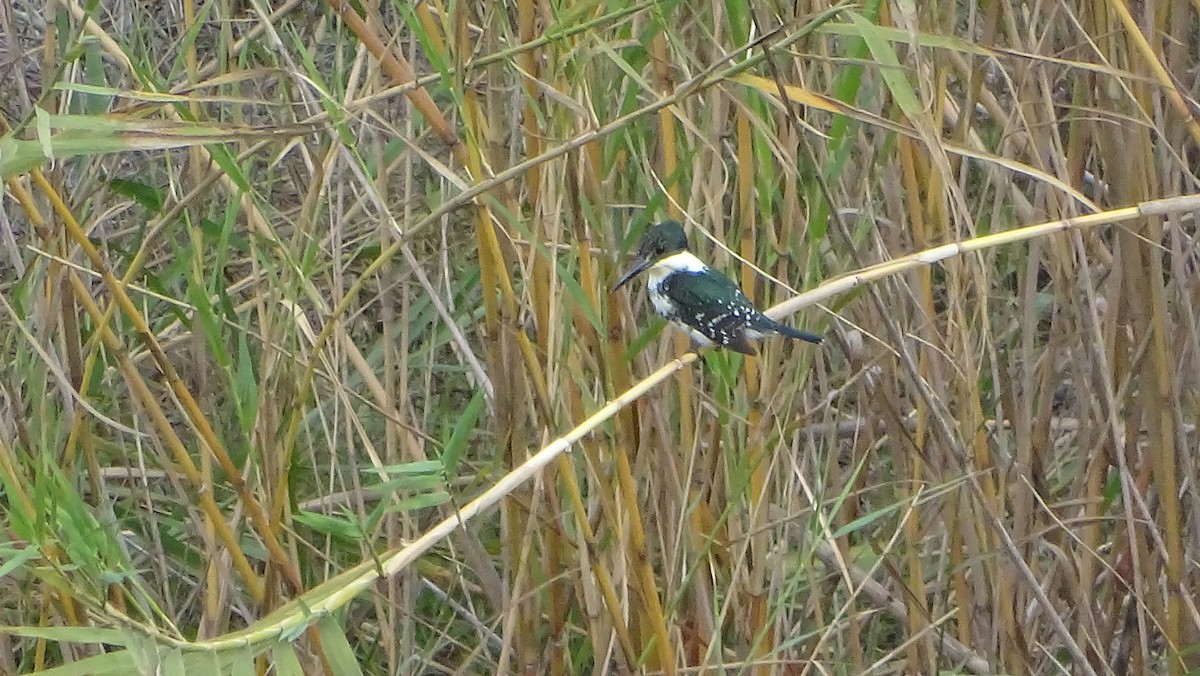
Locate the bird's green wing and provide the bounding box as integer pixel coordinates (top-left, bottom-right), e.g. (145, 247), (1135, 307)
(659, 269), (751, 307)
(659, 270), (759, 354)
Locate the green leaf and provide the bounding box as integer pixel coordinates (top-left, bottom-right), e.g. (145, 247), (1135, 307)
(384, 491), (451, 514)
(205, 144), (251, 193)
(182, 650), (224, 676)
(846, 11), (923, 122)
(270, 642), (306, 676)
(815, 21), (993, 56)
(227, 644), (257, 676)
(18, 651), (135, 676)
(805, 0), (880, 240)
(1102, 467), (1121, 511)
(830, 502), (902, 540)
(108, 178), (164, 212)
(442, 389), (486, 476)
(233, 334), (259, 434)
(623, 318), (667, 359)
(199, 212), (250, 255)
(127, 633), (160, 674)
(316, 616), (363, 676)
(558, 264), (602, 332)
(0, 115), (281, 179)
(0, 543), (41, 580)
(160, 648), (185, 676)
(0, 625), (128, 644)
(373, 473), (447, 494)
(82, 41), (109, 115)
(364, 498), (391, 534)
(206, 196), (238, 289)
(35, 108), (53, 159)
(187, 279), (231, 369)
(292, 511), (365, 541)
(370, 460), (444, 476)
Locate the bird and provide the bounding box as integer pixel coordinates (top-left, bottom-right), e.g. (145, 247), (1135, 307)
(613, 220), (822, 355)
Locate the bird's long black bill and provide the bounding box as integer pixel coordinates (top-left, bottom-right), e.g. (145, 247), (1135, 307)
(613, 258), (650, 291)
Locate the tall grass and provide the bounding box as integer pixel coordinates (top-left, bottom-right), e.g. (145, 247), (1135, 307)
(1, 0), (1198, 674)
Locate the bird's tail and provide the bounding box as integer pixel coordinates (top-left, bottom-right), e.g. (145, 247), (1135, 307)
(761, 317), (823, 344)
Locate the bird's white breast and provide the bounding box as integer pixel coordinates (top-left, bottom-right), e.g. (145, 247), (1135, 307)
(645, 252), (707, 321)
(647, 276), (675, 318)
(648, 254), (710, 328)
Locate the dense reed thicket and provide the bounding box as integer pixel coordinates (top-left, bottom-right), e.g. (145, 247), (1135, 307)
(1, 1), (1199, 674)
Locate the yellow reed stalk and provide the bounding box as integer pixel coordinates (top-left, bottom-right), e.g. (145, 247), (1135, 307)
(324, 0), (463, 162)
(735, 105), (774, 670)
(1104, 0), (1200, 148)
(897, 130), (934, 673)
(649, 29), (697, 507)
(562, 360), (639, 668)
(63, 270), (265, 601)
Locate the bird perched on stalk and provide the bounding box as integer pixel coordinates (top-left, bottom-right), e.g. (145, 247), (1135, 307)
(613, 220), (822, 355)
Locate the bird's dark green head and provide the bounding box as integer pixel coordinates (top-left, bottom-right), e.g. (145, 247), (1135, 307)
(613, 220), (690, 291)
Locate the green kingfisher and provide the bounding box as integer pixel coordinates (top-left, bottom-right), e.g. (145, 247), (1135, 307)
(613, 220), (822, 355)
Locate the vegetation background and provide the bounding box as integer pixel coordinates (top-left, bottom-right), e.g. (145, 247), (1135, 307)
(1, 0), (1199, 674)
